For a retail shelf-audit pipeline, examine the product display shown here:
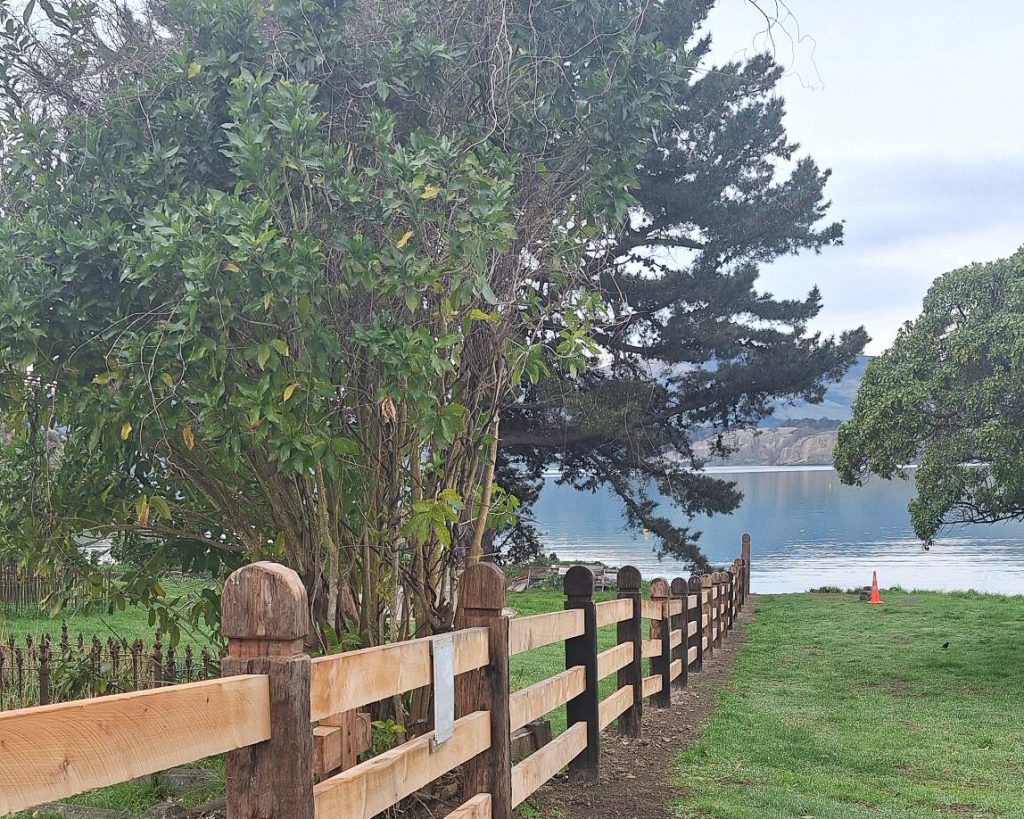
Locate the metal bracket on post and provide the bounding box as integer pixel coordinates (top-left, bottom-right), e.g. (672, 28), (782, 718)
(430, 633), (455, 751)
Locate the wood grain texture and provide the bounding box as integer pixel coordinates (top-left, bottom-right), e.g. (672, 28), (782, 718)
(510, 722), (587, 808)
(641, 674), (662, 699)
(615, 566), (643, 738)
(509, 666), (585, 732)
(641, 638), (661, 659)
(444, 794), (493, 819)
(311, 627), (489, 719)
(669, 630), (683, 649)
(509, 609), (584, 656)
(598, 685), (634, 730)
(313, 711), (490, 818)
(687, 646), (698, 665)
(563, 566), (600, 781)
(595, 598), (633, 627)
(0, 676), (270, 815)
(669, 659), (683, 680)
(597, 643), (633, 680)
(687, 621), (698, 637)
(640, 599), (664, 620)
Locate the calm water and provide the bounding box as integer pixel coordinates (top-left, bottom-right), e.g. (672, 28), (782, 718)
(532, 466), (1024, 595)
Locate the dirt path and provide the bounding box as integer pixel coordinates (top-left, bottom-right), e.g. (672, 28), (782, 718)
(527, 600), (756, 819)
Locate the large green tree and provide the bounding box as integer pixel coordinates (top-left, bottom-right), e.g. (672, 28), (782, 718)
(497, 2), (868, 568)
(0, 0), (686, 643)
(836, 248), (1024, 543)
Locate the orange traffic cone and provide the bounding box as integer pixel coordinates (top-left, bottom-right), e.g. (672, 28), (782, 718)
(868, 571), (883, 605)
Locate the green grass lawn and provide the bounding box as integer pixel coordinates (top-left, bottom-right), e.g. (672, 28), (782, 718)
(674, 591), (1024, 819)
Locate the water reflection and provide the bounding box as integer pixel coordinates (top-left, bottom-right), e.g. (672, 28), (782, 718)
(531, 467), (1024, 594)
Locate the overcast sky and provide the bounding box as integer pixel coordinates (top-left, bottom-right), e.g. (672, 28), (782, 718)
(703, 1), (1024, 355)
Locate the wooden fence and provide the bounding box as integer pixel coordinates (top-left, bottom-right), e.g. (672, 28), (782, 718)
(0, 626), (217, 710)
(0, 533), (753, 818)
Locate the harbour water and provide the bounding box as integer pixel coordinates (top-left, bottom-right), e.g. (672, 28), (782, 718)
(531, 466), (1024, 595)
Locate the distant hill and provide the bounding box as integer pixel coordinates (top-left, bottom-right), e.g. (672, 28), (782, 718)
(692, 355), (870, 466)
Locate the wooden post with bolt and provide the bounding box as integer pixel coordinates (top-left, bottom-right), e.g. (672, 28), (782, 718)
(670, 577), (688, 689)
(649, 577), (672, 708)
(616, 566), (643, 737)
(221, 562), (314, 819)
(455, 562), (513, 818)
(564, 566), (600, 780)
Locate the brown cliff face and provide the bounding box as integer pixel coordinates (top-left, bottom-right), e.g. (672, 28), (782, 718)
(692, 427), (839, 466)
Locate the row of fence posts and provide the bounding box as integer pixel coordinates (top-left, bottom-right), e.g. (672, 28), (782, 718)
(218, 533), (752, 818)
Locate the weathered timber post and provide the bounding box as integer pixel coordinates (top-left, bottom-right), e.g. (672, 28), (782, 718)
(649, 578), (672, 708)
(742, 533), (752, 595)
(715, 572), (726, 648)
(455, 562), (513, 818)
(564, 566), (600, 781)
(687, 575), (702, 672)
(701, 574), (713, 662)
(221, 562), (313, 819)
(670, 577), (688, 689)
(726, 568), (736, 634)
(616, 566), (643, 737)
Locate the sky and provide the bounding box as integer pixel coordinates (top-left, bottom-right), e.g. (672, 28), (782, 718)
(703, 1), (1024, 355)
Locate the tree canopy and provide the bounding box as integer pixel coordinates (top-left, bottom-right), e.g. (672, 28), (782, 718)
(835, 247), (1024, 543)
(497, 6), (867, 567)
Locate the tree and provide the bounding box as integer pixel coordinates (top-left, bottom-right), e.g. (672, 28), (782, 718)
(835, 248), (1024, 543)
(497, 2), (868, 569)
(0, 0), (692, 644)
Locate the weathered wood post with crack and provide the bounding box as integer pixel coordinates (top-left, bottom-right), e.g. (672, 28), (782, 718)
(221, 561), (314, 819)
(564, 566), (600, 780)
(616, 565), (643, 737)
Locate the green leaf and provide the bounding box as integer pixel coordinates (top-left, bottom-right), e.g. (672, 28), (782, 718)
(257, 346), (271, 370)
(188, 62), (202, 78)
(420, 185), (442, 200)
(270, 339), (290, 357)
(283, 383), (299, 402)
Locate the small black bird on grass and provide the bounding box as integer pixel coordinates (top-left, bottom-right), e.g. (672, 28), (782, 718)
(942, 642), (950, 649)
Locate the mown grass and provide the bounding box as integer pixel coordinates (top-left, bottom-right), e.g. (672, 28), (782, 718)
(674, 591), (1024, 818)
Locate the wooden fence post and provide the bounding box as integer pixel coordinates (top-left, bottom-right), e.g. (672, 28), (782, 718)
(564, 566), (599, 781)
(715, 573), (726, 648)
(726, 569), (736, 634)
(670, 577), (687, 689)
(455, 563), (513, 819)
(687, 575), (702, 672)
(649, 578), (672, 708)
(742, 533), (752, 595)
(616, 566), (643, 737)
(701, 575), (713, 662)
(221, 561), (314, 819)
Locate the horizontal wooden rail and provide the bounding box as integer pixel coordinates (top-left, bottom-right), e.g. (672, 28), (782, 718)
(0, 676), (270, 815)
(313, 711), (490, 818)
(669, 659), (682, 680)
(510, 722), (587, 807)
(596, 643), (633, 680)
(641, 638), (661, 659)
(640, 599), (663, 620)
(445, 794), (492, 818)
(687, 646), (698, 665)
(509, 666), (585, 733)
(641, 674), (662, 699)
(509, 610), (584, 656)
(687, 594), (698, 607)
(669, 629), (683, 649)
(311, 628), (489, 720)
(595, 598), (633, 627)
(668, 599), (684, 616)
(687, 621), (698, 637)
(598, 684), (634, 730)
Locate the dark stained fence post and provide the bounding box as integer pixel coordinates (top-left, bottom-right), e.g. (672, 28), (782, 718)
(687, 575), (702, 672)
(38, 636), (50, 706)
(455, 562), (513, 818)
(701, 575), (714, 662)
(726, 569), (736, 635)
(670, 578), (687, 689)
(616, 566), (643, 737)
(715, 573), (726, 649)
(221, 562), (314, 819)
(742, 533), (752, 595)
(649, 578), (672, 708)
(564, 566), (600, 781)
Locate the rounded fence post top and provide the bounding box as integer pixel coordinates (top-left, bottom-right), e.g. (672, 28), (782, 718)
(701, 574), (713, 588)
(670, 577), (686, 595)
(617, 565), (642, 591)
(742, 533), (751, 544)
(687, 575), (702, 590)
(563, 565), (595, 597)
(222, 561), (309, 642)
(460, 562), (507, 610)
(649, 577), (669, 598)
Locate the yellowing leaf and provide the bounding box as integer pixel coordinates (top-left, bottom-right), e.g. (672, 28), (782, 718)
(160, 372), (173, 387)
(283, 383), (300, 402)
(270, 338), (290, 357)
(182, 424), (195, 451)
(120, 422), (132, 441)
(135, 496), (150, 527)
(188, 62), (202, 78)
(222, 261), (241, 273)
(420, 185), (442, 200)
(396, 230), (414, 249)
(92, 372), (112, 385)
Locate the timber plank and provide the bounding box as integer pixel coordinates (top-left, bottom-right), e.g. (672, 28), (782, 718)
(445, 794), (493, 819)
(509, 610), (584, 656)
(596, 643), (633, 680)
(598, 685), (634, 730)
(510, 722), (587, 807)
(509, 667), (586, 732)
(641, 674), (662, 699)
(595, 598), (633, 628)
